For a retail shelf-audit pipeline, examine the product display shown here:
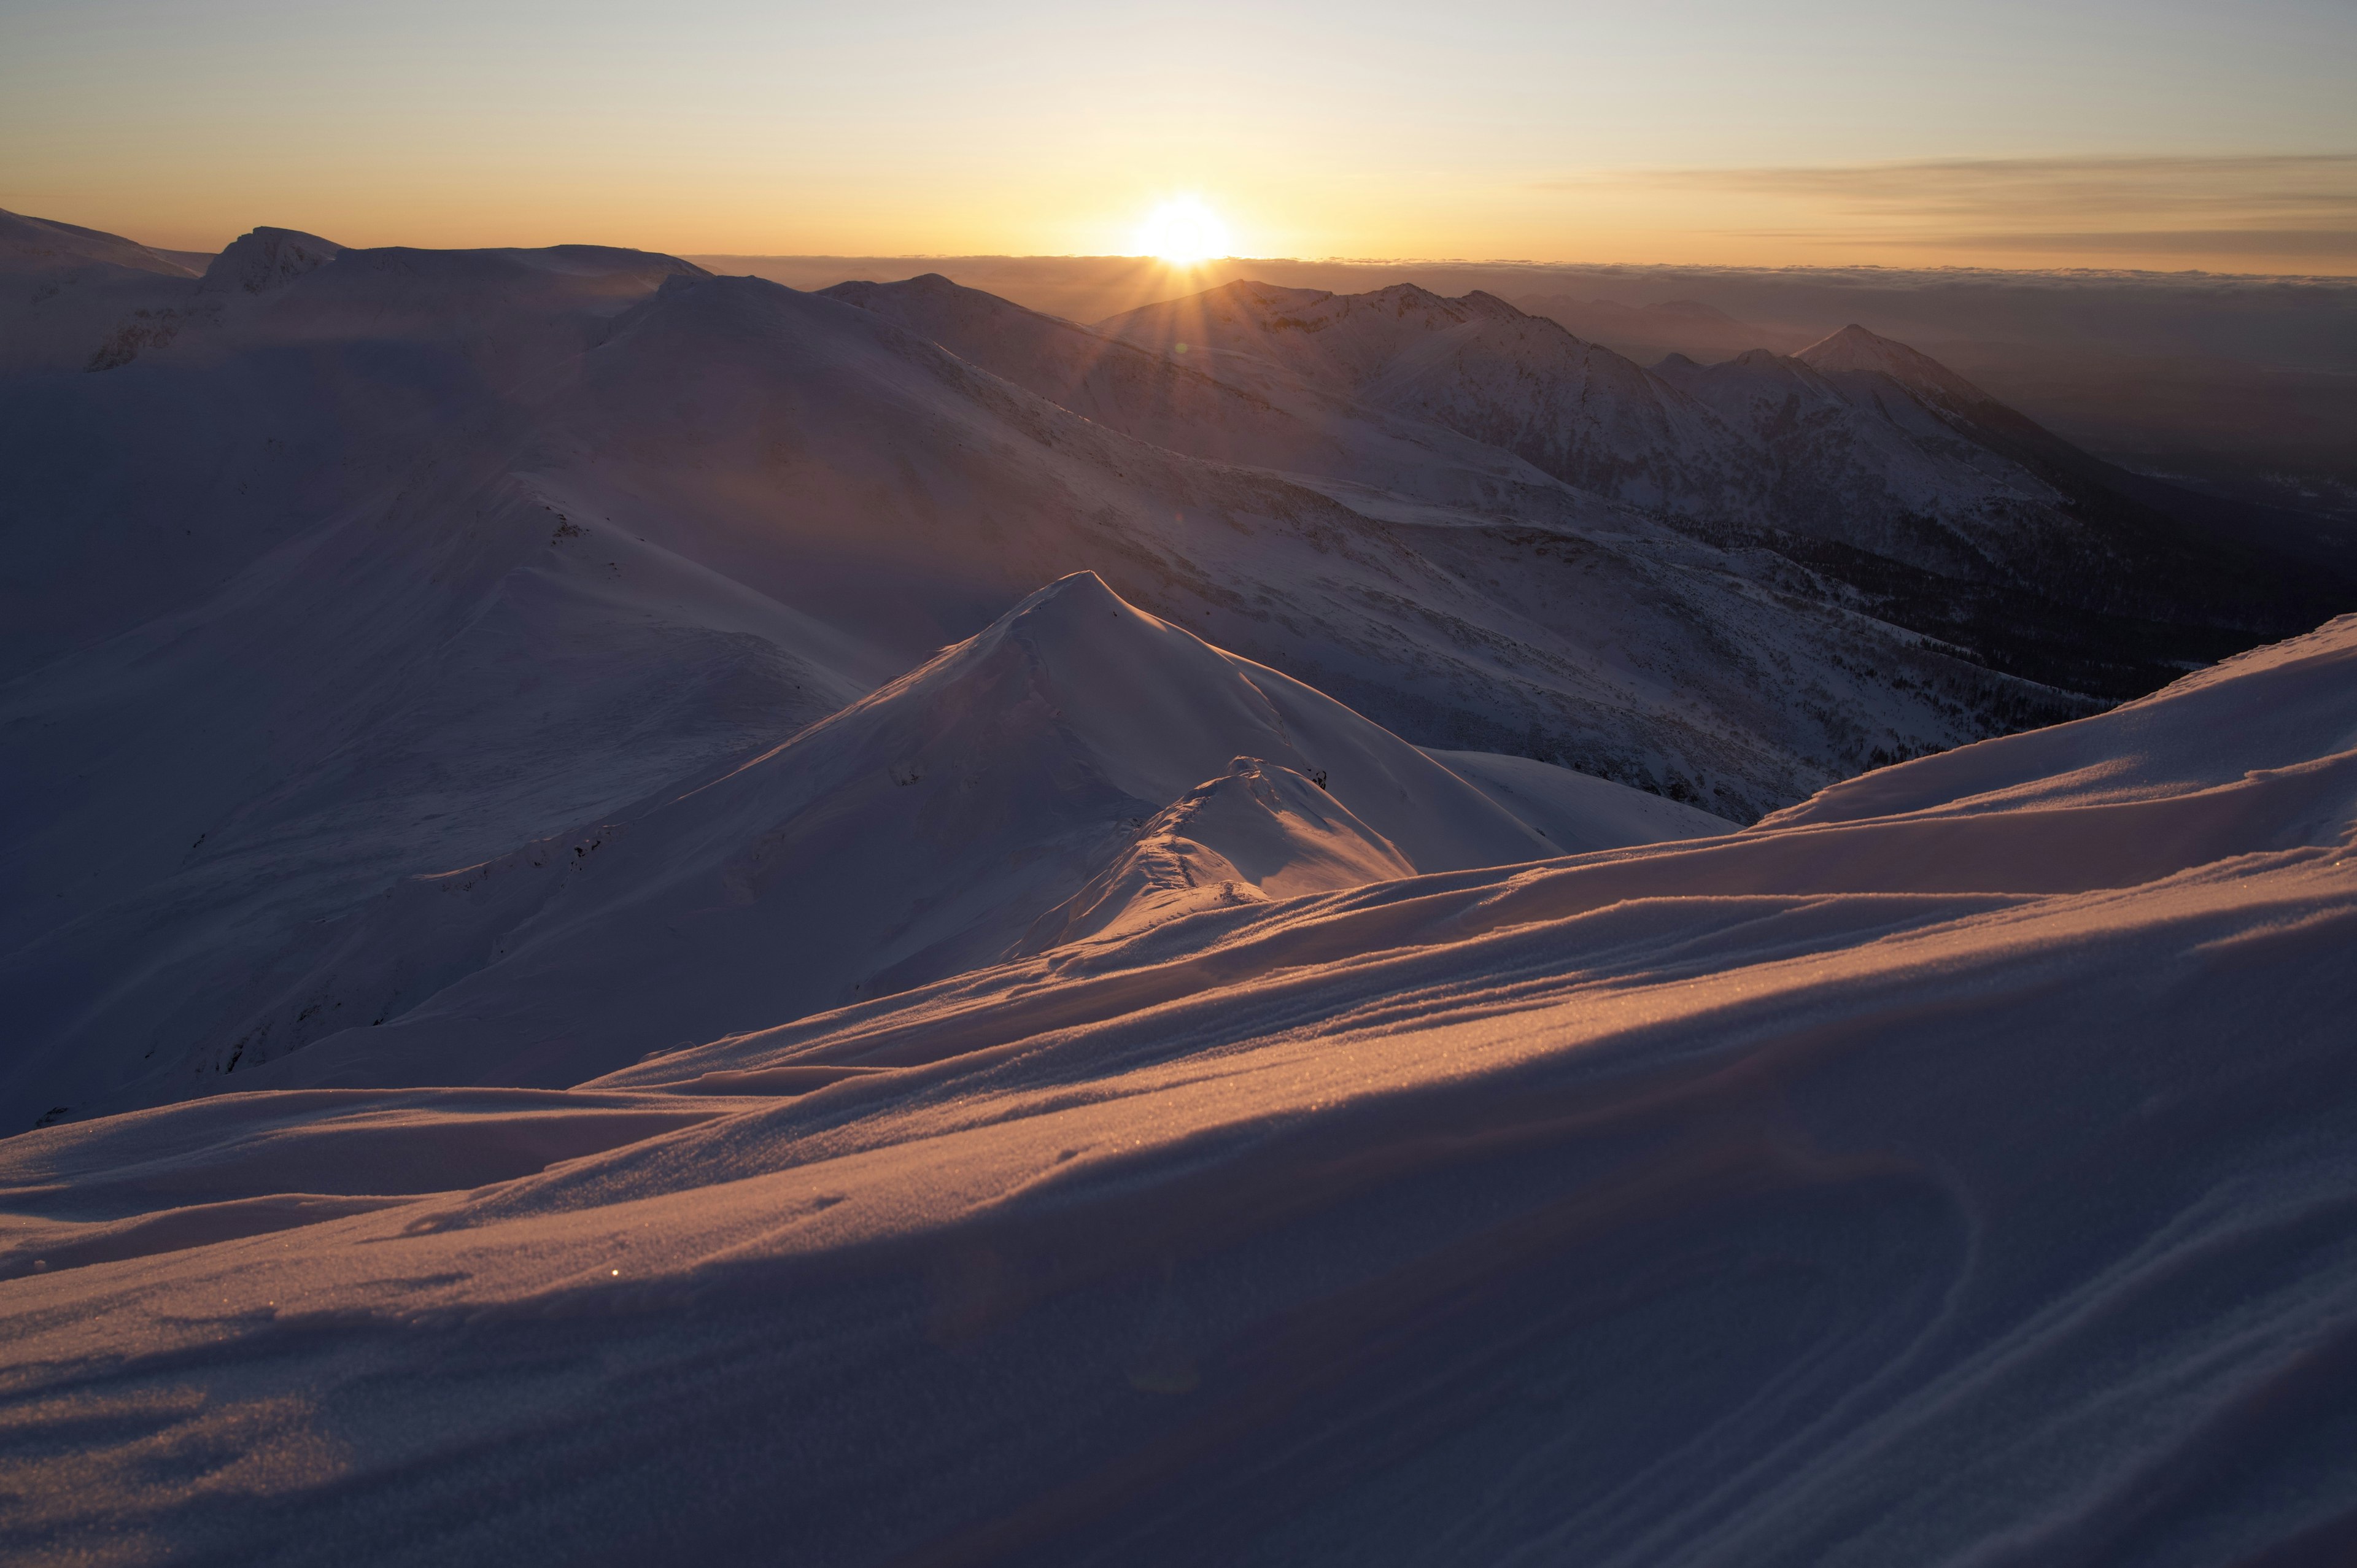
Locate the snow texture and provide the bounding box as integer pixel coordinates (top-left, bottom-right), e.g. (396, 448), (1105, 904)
(1, 609), (2351, 1566)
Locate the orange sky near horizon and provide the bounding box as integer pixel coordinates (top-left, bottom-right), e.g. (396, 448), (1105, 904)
(4, 0), (2353, 276)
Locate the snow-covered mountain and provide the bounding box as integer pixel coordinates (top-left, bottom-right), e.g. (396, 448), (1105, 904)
(1, 206), (207, 375)
(11, 222), (2131, 1133)
(0, 217), (2338, 1125)
(157, 573), (1674, 1100)
(1101, 282), (2350, 694)
(819, 271), (1576, 511)
(1653, 340), (2063, 574)
(3, 608), (2350, 1567)
(1097, 280), (1761, 517)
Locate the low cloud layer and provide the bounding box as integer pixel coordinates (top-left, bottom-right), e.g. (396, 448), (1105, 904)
(1542, 155), (2357, 268)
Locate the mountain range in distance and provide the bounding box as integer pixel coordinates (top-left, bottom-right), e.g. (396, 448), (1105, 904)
(4, 204), (2355, 1130)
(708, 247), (2357, 529)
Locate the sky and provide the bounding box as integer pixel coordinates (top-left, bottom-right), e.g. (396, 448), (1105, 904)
(2, 0), (2353, 272)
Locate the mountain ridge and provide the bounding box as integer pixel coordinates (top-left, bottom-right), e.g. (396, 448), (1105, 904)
(0, 226), (2335, 1131)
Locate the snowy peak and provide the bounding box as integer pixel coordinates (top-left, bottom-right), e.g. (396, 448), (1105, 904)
(986, 565), (1150, 636)
(897, 571), (1547, 870)
(1652, 344), (1843, 403)
(201, 226), (343, 295)
(211, 574), (1552, 1089)
(1204, 279), (1334, 315)
(1796, 322), (1994, 410)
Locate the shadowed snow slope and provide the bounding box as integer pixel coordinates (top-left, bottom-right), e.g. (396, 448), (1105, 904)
(2, 614), (2351, 1567)
(199, 573), (1555, 1094)
(0, 207), (196, 280)
(1423, 745), (1736, 854)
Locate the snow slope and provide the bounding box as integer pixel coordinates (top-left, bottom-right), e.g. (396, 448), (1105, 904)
(1, 613), (2350, 1567)
(0, 207), (206, 376)
(193, 573), (1558, 1094)
(1425, 745), (1735, 853)
(0, 207), (198, 280)
(5, 233), (2082, 1131)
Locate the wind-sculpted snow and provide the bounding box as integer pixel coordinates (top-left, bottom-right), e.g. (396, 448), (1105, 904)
(2, 615), (2353, 1567)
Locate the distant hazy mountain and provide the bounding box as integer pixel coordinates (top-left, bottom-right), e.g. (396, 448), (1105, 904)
(1101, 280), (2355, 694)
(710, 251), (2357, 532)
(816, 272), (1556, 507)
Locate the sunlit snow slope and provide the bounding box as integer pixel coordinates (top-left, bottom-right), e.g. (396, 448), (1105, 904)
(3, 614), (2351, 1567)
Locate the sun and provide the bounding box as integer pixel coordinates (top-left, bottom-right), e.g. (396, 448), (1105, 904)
(1134, 198), (1233, 265)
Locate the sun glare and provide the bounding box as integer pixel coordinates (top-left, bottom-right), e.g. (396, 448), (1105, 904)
(1134, 198), (1233, 265)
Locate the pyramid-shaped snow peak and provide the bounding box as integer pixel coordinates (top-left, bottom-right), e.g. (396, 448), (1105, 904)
(216, 573), (1549, 1092)
(1795, 323), (1993, 409)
